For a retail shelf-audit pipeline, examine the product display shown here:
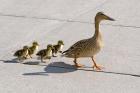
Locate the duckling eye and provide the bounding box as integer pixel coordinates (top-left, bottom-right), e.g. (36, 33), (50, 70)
(101, 13), (104, 15)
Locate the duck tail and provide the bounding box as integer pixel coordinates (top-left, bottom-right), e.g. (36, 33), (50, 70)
(60, 50), (68, 57)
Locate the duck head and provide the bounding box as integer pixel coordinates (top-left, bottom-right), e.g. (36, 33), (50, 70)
(95, 12), (115, 23)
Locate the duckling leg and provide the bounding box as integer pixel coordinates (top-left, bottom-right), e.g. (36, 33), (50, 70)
(91, 56), (102, 70)
(18, 57), (21, 61)
(18, 57), (24, 63)
(28, 54), (32, 58)
(52, 53), (57, 57)
(41, 56), (43, 62)
(73, 57), (83, 68)
(23, 54), (29, 59)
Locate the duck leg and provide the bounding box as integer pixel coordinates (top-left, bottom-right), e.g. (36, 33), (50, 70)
(91, 56), (103, 70)
(73, 57), (83, 68)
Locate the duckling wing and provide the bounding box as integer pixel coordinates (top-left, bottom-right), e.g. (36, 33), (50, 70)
(53, 45), (59, 53)
(28, 46), (34, 55)
(46, 49), (52, 57)
(52, 45), (56, 53)
(14, 49), (22, 56)
(36, 49), (46, 56)
(36, 50), (42, 56)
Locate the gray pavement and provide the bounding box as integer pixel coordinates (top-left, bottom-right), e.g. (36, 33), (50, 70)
(0, 0), (140, 93)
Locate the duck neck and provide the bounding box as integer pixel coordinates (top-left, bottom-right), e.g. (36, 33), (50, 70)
(93, 19), (100, 38)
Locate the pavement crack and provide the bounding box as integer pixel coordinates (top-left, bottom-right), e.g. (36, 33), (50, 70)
(0, 12), (140, 29)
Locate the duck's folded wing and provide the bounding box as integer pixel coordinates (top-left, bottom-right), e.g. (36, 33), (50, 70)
(62, 39), (88, 54)
(62, 46), (83, 57)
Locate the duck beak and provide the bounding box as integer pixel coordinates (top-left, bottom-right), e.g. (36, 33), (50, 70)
(108, 16), (115, 21)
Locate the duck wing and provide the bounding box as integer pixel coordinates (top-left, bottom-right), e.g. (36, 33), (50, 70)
(62, 39), (89, 56)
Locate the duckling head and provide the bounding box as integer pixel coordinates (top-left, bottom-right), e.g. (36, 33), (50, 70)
(23, 46), (29, 50)
(47, 44), (53, 50)
(95, 12), (115, 23)
(33, 41), (39, 46)
(58, 40), (64, 45)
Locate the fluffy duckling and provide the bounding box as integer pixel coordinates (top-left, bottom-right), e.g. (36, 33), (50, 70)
(28, 41), (39, 58)
(36, 44), (53, 62)
(14, 46), (29, 61)
(52, 40), (64, 57)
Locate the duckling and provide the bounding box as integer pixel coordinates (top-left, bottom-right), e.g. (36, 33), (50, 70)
(14, 46), (29, 61)
(62, 12), (115, 70)
(36, 44), (53, 62)
(28, 41), (39, 58)
(52, 40), (64, 57)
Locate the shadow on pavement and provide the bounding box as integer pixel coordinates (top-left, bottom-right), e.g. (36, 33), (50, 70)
(0, 58), (19, 63)
(22, 61), (140, 77)
(23, 72), (49, 76)
(23, 62), (77, 76)
(45, 63), (140, 77)
(44, 62), (77, 73)
(23, 61), (40, 65)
